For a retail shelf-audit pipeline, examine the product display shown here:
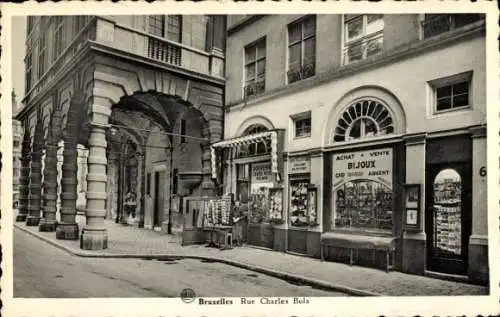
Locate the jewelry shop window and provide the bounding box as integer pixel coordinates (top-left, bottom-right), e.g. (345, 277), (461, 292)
(332, 148), (393, 233)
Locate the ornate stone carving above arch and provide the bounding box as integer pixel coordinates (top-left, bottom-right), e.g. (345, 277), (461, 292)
(235, 115), (275, 137)
(322, 85), (407, 147)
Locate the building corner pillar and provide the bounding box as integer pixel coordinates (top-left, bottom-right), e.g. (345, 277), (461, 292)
(468, 125), (488, 284)
(402, 133), (427, 275)
(81, 104), (111, 250)
(26, 116), (44, 226)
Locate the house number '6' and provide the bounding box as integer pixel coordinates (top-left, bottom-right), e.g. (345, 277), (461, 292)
(479, 166), (487, 177)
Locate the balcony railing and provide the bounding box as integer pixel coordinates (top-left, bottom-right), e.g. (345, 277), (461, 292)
(421, 14), (483, 39)
(148, 38), (182, 66)
(244, 79), (265, 98)
(287, 62), (315, 84)
(343, 32), (384, 65)
(102, 19), (222, 78)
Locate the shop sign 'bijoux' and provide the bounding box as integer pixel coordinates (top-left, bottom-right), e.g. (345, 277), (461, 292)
(332, 148), (393, 189)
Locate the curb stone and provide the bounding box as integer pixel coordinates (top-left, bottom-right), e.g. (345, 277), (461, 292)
(14, 224), (380, 297)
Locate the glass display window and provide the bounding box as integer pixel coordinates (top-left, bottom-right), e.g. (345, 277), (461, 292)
(289, 178), (310, 227)
(334, 180), (393, 232)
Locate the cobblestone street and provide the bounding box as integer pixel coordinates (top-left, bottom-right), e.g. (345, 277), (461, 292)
(14, 228), (346, 298)
(15, 221), (489, 297)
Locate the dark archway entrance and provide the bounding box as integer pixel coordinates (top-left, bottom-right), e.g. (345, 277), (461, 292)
(107, 91), (211, 234)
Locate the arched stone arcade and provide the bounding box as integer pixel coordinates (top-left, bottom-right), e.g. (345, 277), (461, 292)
(17, 59), (225, 251)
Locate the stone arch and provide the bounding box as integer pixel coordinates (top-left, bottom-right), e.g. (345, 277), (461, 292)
(322, 85), (407, 147)
(235, 115), (275, 137)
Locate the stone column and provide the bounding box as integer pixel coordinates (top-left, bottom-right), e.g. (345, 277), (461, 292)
(56, 93), (86, 240)
(402, 133), (427, 275)
(56, 140), (64, 223)
(16, 126), (32, 222)
(26, 115), (44, 226)
(39, 106), (62, 231)
(468, 126), (488, 284)
(81, 104), (110, 250)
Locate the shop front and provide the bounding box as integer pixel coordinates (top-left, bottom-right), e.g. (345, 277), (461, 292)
(322, 144), (406, 271)
(211, 128), (286, 250)
(286, 155), (320, 255)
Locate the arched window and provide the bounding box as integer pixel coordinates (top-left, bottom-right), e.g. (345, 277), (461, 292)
(333, 99), (394, 142)
(238, 125), (271, 157)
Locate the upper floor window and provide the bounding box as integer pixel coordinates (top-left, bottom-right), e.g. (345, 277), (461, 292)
(167, 15), (182, 42)
(333, 99), (394, 142)
(287, 15), (316, 84)
(343, 14), (384, 65)
(148, 15), (165, 37)
(147, 15), (182, 42)
(291, 111), (312, 138)
(25, 53), (32, 92)
(429, 72), (472, 114)
(53, 16), (64, 61)
(422, 14), (483, 39)
(244, 38), (266, 98)
(38, 34), (47, 78)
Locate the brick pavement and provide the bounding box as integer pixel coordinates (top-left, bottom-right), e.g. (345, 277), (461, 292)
(14, 220), (489, 297)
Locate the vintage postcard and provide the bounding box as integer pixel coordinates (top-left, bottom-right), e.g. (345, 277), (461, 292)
(1, 1), (498, 316)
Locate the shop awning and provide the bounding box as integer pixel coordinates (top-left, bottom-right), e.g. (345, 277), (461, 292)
(210, 130), (279, 179)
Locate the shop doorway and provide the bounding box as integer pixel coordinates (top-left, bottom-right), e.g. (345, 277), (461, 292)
(153, 171), (166, 228)
(425, 163), (472, 275)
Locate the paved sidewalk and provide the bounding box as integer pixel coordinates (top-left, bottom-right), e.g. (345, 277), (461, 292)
(14, 221), (489, 297)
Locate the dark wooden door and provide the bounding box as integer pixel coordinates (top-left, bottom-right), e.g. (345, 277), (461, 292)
(425, 162), (472, 275)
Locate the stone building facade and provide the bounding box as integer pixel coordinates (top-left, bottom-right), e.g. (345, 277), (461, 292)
(212, 14), (488, 284)
(15, 15), (226, 250)
(12, 91), (23, 208)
